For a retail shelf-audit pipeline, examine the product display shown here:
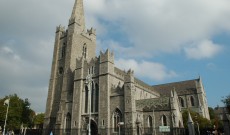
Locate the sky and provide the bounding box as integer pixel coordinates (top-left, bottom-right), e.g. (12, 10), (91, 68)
(0, 0), (230, 113)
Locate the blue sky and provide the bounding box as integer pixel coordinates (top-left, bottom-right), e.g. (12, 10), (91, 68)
(0, 0), (230, 112)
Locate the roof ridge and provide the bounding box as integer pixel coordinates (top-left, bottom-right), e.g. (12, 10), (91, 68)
(152, 78), (199, 87)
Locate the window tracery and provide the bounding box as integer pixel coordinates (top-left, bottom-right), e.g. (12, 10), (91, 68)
(113, 109), (122, 132)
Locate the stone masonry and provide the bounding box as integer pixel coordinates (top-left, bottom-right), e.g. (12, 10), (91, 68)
(43, 0), (210, 135)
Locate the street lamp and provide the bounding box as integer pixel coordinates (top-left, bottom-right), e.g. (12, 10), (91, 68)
(3, 98), (10, 135)
(85, 74), (93, 135)
(118, 122), (124, 135)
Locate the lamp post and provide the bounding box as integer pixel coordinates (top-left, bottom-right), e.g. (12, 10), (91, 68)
(3, 98), (10, 135)
(86, 74), (93, 135)
(118, 122), (124, 135)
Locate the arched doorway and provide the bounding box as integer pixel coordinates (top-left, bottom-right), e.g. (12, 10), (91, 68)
(88, 120), (98, 135)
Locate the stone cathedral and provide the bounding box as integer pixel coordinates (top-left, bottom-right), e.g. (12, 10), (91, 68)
(43, 0), (210, 135)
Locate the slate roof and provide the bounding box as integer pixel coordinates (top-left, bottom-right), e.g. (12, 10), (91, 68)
(152, 78), (200, 96)
(136, 97), (170, 111)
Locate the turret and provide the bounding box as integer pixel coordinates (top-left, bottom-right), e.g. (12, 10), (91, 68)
(196, 76), (210, 120)
(87, 27), (96, 43)
(124, 69), (136, 134)
(125, 69), (135, 83)
(171, 88), (183, 127)
(99, 49), (114, 74)
(56, 25), (65, 33)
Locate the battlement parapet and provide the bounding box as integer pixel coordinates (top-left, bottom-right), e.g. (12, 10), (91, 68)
(99, 49), (114, 63)
(87, 57), (99, 65)
(127, 69), (134, 76)
(60, 30), (67, 39)
(87, 27), (96, 36)
(87, 27), (96, 42)
(56, 25), (65, 33)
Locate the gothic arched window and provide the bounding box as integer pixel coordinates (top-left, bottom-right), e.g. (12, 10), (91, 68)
(179, 120), (182, 128)
(162, 115), (167, 126)
(95, 83), (99, 112)
(82, 44), (87, 58)
(91, 66), (94, 74)
(91, 82), (94, 112)
(147, 116), (153, 128)
(61, 46), (66, 58)
(113, 108), (122, 132)
(65, 113), (71, 134)
(85, 86), (88, 113)
(179, 97), (185, 107)
(146, 116), (153, 134)
(59, 67), (63, 75)
(190, 96), (195, 106)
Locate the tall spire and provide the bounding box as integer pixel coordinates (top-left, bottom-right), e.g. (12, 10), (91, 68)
(70, 0), (85, 29)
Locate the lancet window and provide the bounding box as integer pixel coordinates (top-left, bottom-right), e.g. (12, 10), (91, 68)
(85, 86), (88, 113)
(146, 116), (153, 134)
(161, 115), (167, 126)
(95, 83), (99, 112)
(85, 81), (99, 113)
(91, 82), (94, 112)
(82, 44), (87, 58)
(190, 96), (195, 106)
(65, 113), (71, 134)
(61, 46), (66, 58)
(179, 97), (185, 107)
(113, 108), (122, 132)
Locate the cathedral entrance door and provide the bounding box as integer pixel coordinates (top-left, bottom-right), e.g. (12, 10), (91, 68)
(90, 120), (98, 135)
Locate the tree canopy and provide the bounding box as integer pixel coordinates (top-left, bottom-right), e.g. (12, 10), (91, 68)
(222, 94), (230, 112)
(208, 107), (215, 120)
(182, 110), (211, 129)
(33, 113), (45, 129)
(0, 94), (36, 130)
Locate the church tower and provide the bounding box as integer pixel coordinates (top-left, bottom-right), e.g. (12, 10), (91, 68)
(43, 0), (210, 135)
(43, 0), (96, 134)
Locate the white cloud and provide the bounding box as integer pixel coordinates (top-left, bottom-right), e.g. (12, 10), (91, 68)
(0, 46), (21, 61)
(115, 59), (177, 81)
(84, 0), (229, 57)
(0, 40), (53, 112)
(0, 0), (229, 112)
(1, 46), (13, 54)
(207, 63), (217, 70)
(184, 40), (222, 59)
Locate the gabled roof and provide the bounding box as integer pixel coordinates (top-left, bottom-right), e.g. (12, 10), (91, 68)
(152, 78), (200, 96)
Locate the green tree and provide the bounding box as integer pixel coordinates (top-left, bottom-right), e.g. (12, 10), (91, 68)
(208, 107), (215, 120)
(0, 94), (35, 130)
(222, 94), (230, 112)
(21, 98), (35, 128)
(33, 113), (44, 129)
(209, 107), (224, 130)
(182, 110), (211, 129)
